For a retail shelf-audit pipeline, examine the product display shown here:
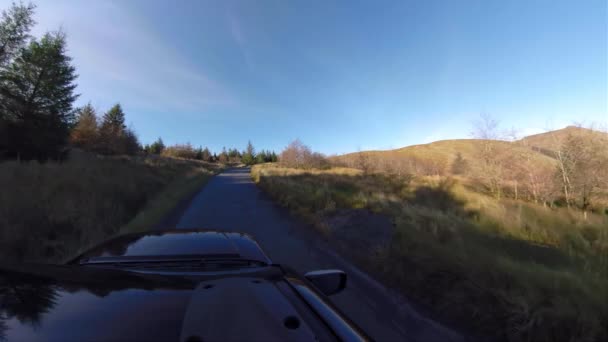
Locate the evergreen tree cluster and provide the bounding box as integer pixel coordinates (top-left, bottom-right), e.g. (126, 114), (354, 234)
(151, 139), (277, 165)
(0, 3), (141, 160)
(71, 103), (140, 155)
(0, 3), (76, 160)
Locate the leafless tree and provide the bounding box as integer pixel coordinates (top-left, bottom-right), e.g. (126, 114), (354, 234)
(355, 148), (372, 173)
(550, 124), (608, 217)
(471, 114), (507, 198)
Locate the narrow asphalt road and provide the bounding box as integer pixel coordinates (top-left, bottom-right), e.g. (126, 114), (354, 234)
(177, 168), (463, 342)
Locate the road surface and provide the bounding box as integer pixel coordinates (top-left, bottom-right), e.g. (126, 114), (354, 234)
(177, 168), (463, 342)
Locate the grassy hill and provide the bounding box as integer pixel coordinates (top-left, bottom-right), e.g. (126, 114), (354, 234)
(332, 137), (556, 177)
(334, 126), (607, 170)
(520, 125), (608, 157)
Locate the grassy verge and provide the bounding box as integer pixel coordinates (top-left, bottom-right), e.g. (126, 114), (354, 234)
(251, 163), (608, 341)
(0, 154), (222, 263)
(120, 165), (216, 234)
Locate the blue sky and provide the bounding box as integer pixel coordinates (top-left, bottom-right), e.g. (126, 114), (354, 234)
(8, 0), (607, 154)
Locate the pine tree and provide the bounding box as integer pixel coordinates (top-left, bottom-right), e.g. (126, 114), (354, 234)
(0, 2), (36, 67)
(255, 149), (266, 164)
(242, 140), (256, 165)
(149, 137), (165, 154)
(195, 146), (203, 160)
(100, 104), (126, 132)
(201, 147), (211, 162)
(98, 103), (127, 155)
(70, 103), (97, 150)
(122, 127), (140, 155)
(0, 31), (78, 160)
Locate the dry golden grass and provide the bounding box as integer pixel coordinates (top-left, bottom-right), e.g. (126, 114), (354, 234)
(0, 154), (221, 263)
(333, 138), (557, 174)
(251, 163), (608, 341)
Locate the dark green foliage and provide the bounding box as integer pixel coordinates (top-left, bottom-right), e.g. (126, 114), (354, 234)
(194, 146), (203, 160)
(200, 147), (211, 162)
(227, 148), (241, 161)
(147, 137), (165, 154)
(242, 140), (256, 165)
(190, 146), (212, 161)
(255, 149), (278, 163)
(122, 127), (140, 155)
(0, 30), (78, 160)
(255, 151), (265, 164)
(100, 103), (125, 131)
(0, 2), (35, 67)
(97, 103), (123, 154)
(95, 103), (140, 155)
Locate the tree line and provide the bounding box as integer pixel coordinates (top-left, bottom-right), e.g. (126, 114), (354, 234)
(70, 103), (139, 155)
(141, 137), (278, 165)
(0, 3), (279, 165)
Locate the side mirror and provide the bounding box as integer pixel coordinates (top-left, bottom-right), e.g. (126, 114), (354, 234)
(304, 269), (347, 296)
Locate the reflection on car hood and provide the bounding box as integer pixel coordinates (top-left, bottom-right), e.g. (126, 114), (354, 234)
(72, 229), (272, 265)
(0, 263), (321, 341)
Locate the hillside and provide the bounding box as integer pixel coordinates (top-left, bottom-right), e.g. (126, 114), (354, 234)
(332, 138), (555, 176)
(332, 126), (608, 176)
(519, 125), (608, 156)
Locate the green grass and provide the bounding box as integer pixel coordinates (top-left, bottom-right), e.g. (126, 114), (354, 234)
(0, 155), (221, 263)
(251, 163), (608, 341)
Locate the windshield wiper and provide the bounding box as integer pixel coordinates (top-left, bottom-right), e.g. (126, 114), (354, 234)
(79, 254), (268, 267)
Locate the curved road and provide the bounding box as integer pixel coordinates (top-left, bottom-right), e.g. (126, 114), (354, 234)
(177, 168), (463, 342)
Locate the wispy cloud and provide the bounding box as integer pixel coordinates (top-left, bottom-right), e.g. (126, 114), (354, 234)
(27, 0), (235, 112)
(227, 10), (254, 71)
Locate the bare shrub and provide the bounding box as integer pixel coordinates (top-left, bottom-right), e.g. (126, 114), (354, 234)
(279, 139), (329, 169)
(161, 143), (198, 159)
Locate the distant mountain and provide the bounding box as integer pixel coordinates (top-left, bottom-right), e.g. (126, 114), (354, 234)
(332, 126), (607, 175)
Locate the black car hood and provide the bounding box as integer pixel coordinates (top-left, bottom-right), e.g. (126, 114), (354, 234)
(0, 231), (332, 341)
(0, 263), (322, 342)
